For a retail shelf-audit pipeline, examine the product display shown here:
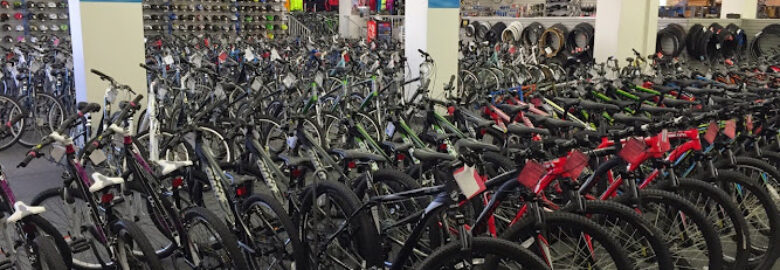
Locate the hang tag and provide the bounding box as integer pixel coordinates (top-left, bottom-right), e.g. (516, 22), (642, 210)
(618, 138), (647, 165)
(214, 84), (226, 99)
(314, 72), (324, 87)
(385, 122), (396, 138)
(544, 47), (552, 55)
(89, 149), (107, 165)
(218, 52), (228, 63)
(190, 54), (203, 68)
(704, 121), (719, 144)
(270, 49), (281, 62)
(453, 165), (486, 200)
(244, 48), (255, 61)
(251, 77), (263, 91)
(658, 129), (671, 152)
(55, 52), (66, 62)
(723, 119), (736, 139)
(715, 43), (721, 50)
(283, 73), (297, 88)
(50, 143), (65, 162)
(157, 86), (168, 100)
(105, 87), (117, 103)
(163, 55), (174, 65)
(286, 136), (297, 149)
(517, 160), (545, 189)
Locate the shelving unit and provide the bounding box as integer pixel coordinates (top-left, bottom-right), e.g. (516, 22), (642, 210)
(142, 0), (289, 39)
(0, 0), (70, 45)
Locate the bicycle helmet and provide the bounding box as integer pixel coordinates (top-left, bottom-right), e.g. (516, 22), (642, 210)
(50, 23), (57, 31)
(48, 13), (57, 20)
(57, 2), (66, 8)
(14, 24), (22, 31)
(0, 13), (7, 22)
(25, 2), (33, 9)
(36, 2), (45, 8)
(221, 24), (229, 31)
(220, 15), (228, 21)
(2, 35), (12, 43)
(39, 24), (47, 31)
(211, 15), (219, 21)
(230, 6), (237, 12)
(195, 3), (202, 10)
(280, 24), (287, 31)
(230, 14), (237, 21)
(150, 14), (159, 20)
(59, 24), (67, 31)
(29, 36), (37, 43)
(47, 2), (55, 8)
(15, 35), (23, 42)
(1, 24), (9, 31)
(59, 13), (67, 19)
(28, 24), (37, 31)
(12, 1), (20, 8)
(0, 1), (8, 8)
(13, 12), (21, 20)
(244, 15), (252, 22)
(169, 13), (177, 20)
(26, 13), (34, 20)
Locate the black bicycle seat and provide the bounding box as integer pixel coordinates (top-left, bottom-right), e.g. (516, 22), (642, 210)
(613, 113), (652, 125)
(660, 98), (694, 107)
(330, 149), (385, 162)
(496, 103), (529, 116)
(382, 141), (412, 153)
(454, 138), (500, 153)
(507, 123), (550, 136)
(637, 105), (679, 114)
(461, 110), (494, 128)
(653, 85), (679, 94)
(276, 154), (313, 167)
(411, 149), (456, 163)
(578, 100), (621, 112)
(684, 87), (724, 96)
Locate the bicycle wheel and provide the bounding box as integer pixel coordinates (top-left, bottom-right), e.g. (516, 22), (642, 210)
(729, 156), (780, 208)
(414, 237), (550, 270)
(241, 192), (307, 269)
(564, 200), (675, 269)
(18, 92), (64, 147)
(620, 188), (724, 270)
(501, 211), (633, 270)
(714, 170), (780, 270)
(111, 219), (163, 270)
(182, 206), (251, 269)
(658, 177), (750, 269)
(0, 95), (24, 150)
(31, 235), (67, 270)
(296, 180), (383, 269)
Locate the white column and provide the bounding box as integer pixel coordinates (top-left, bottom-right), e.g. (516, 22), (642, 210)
(593, 0), (659, 63)
(70, 0), (147, 113)
(404, 0), (459, 100)
(339, 0), (364, 39)
(721, 0), (758, 19)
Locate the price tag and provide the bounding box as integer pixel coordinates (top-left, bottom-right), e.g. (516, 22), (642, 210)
(385, 122), (396, 138)
(563, 150), (589, 179)
(517, 160), (545, 189)
(453, 165), (486, 200)
(286, 136), (297, 149)
(50, 143), (65, 162)
(716, 43), (721, 50)
(283, 73), (297, 88)
(251, 77), (263, 91)
(89, 149), (107, 165)
(544, 47), (552, 55)
(218, 52), (228, 63)
(163, 55), (174, 65)
(244, 48), (255, 61)
(723, 119), (736, 139)
(658, 129), (670, 152)
(704, 121), (719, 144)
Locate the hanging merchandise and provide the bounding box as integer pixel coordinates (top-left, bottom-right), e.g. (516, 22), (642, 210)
(656, 23), (686, 59)
(566, 22), (594, 60)
(749, 23), (780, 60)
(539, 24), (567, 58)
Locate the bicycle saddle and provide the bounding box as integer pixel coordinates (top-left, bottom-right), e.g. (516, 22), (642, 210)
(506, 123), (550, 136)
(421, 131), (458, 144)
(155, 160), (193, 176)
(6, 201), (45, 223)
(460, 110), (494, 128)
(672, 79), (707, 87)
(632, 91), (657, 100)
(528, 114), (585, 130)
(495, 103), (529, 116)
(653, 85), (679, 94)
(609, 99), (635, 108)
(637, 105), (679, 114)
(660, 98), (694, 107)
(89, 172), (125, 193)
(612, 113), (652, 125)
(454, 138), (500, 153)
(382, 141), (412, 153)
(684, 87), (724, 95)
(276, 154), (313, 167)
(411, 149), (456, 163)
(330, 149), (385, 162)
(710, 96), (740, 104)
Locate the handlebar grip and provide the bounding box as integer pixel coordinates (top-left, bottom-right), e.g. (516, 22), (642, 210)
(418, 49), (430, 57)
(17, 151), (39, 168)
(139, 63), (156, 72)
(84, 103), (102, 113)
(90, 69), (110, 79)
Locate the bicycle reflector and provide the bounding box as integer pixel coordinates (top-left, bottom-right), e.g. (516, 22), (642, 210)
(618, 138), (647, 165)
(704, 121), (719, 144)
(517, 160), (545, 189)
(723, 119), (736, 139)
(563, 150), (589, 179)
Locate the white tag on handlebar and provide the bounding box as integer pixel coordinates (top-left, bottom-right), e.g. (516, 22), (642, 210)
(286, 136), (297, 149)
(251, 77), (263, 91)
(385, 122), (395, 138)
(89, 149), (107, 165)
(244, 48), (255, 61)
(544, 47), (552, 55)
(453, 165), (485, 200)
(163, 55), (174, 65)
(50, 143), (65, 162)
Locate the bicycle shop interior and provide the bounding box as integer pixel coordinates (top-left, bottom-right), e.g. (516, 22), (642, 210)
(0, 0), (779, 269)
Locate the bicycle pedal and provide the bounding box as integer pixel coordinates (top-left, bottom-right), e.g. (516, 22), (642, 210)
(69, 238), (91, 253)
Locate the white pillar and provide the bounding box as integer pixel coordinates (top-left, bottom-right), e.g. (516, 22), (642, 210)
(70, 0), (147, 113)
(593, 0), (659, 63)
(404, 0), (459, 100)
(339, 0), (364, 39)
(721, 0), (758, 19)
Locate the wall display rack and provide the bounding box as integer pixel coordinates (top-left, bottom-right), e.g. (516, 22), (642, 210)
(142, 0), (289, 39)
(0, 0), (70, 45)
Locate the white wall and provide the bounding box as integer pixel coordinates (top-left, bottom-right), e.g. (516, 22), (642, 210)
(404, 0), (428, 98)
(426, 8), (460, 100)
(594, 0), (658, 62)
(721, 0), (758, 19)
